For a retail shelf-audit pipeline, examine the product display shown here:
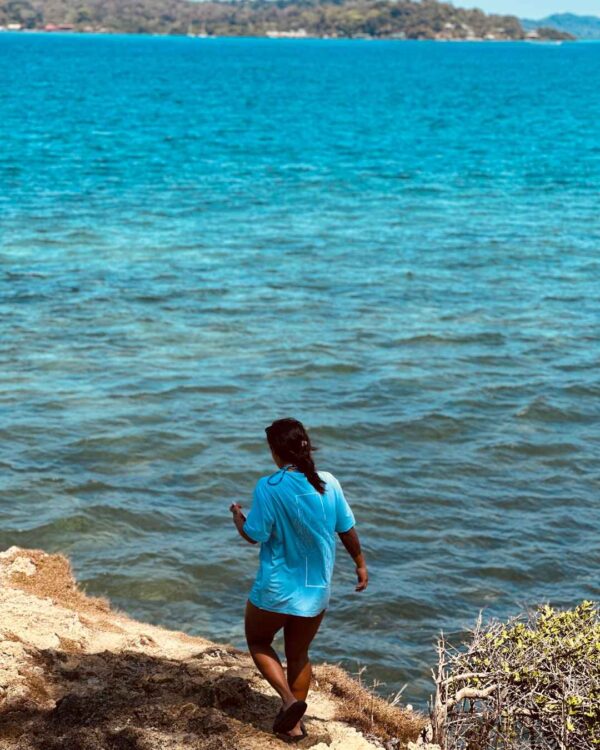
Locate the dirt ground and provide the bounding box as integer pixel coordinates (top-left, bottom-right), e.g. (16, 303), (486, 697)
(0, 547), (426, 750)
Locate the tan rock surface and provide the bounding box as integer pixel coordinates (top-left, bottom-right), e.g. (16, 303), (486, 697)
(0, 547), (424, 749)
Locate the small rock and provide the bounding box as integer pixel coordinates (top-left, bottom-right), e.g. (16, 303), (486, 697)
(147, 671), (174, 684)
(6, 557), (37, 577)
(0, 546), (21, 559)
(212, 674), (253, 709)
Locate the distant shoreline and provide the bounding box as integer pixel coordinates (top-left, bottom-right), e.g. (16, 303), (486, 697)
(0, 28), (577, 43)
(0, 0), (575, 43)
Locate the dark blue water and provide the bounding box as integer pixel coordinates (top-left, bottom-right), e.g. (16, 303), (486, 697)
(1, 33), (599, 706)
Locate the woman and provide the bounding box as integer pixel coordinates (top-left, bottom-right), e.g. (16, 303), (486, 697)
(230, 417), (368, 742)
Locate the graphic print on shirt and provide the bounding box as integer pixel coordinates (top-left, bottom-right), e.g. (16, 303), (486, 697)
(292, 491), (333, 588)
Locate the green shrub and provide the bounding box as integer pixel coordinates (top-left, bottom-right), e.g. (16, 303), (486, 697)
(431, 601), (600, 749)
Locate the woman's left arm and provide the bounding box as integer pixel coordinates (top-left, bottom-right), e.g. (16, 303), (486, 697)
(230, 503), (258, 544)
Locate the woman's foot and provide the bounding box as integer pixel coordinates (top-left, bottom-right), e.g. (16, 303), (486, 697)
(284, 719), (307, 739)
(286, 721), (304, 737)
(273, 700), (307, 734)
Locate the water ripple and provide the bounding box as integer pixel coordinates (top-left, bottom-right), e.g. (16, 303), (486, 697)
(1, 34), (599, 706)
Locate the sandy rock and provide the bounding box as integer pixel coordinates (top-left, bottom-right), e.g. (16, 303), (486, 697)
(0, 547), (425, 750)
(0, 546), (22, 560)
(4, 556), (36, 577)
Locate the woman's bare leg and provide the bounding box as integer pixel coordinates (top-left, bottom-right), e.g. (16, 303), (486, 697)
(244, 600), (297, 708)
(283, 609), (326, 735)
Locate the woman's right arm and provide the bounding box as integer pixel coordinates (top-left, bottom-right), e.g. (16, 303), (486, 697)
(338, 527), (368, 592)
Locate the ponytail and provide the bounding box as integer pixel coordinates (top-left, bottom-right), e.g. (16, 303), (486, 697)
(290, 446), (326, 495)
(265, 418), (326, 494)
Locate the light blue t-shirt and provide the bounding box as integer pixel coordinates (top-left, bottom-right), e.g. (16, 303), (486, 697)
(243, 469), (356, 617)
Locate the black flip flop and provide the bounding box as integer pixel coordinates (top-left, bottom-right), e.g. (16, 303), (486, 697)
(272, 700), (307, 734)
(276, 724), (308, 744)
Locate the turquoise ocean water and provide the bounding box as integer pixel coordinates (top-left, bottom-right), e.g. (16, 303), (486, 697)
(1, 33), (599, 706)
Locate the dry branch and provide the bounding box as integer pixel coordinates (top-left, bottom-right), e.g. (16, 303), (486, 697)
(429, 601), (600, 750)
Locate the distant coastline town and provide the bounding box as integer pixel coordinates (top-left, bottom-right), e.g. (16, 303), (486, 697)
(0, 0), (575, 41)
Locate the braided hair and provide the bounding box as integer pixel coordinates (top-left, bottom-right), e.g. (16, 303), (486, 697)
(265, 418), (326, 494)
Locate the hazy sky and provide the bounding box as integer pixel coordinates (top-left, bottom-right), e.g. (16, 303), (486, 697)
(462, 0), (600, 17)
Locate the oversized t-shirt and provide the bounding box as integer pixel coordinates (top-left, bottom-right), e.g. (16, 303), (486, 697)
(243, 469), (356, 617)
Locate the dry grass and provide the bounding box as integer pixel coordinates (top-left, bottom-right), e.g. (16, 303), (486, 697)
(315, 663), (426, 745)
(4, 548), (110, 615)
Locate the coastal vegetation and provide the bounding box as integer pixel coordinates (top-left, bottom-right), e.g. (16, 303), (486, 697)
(431, 601), (600, 750)
(0, 0), (574, 40)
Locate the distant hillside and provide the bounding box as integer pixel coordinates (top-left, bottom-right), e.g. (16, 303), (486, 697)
(0, 0), (574, 40)
(522, 12), (600, 39)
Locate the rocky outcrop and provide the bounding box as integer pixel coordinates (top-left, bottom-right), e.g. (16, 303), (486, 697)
(0, 547), (424, 750)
